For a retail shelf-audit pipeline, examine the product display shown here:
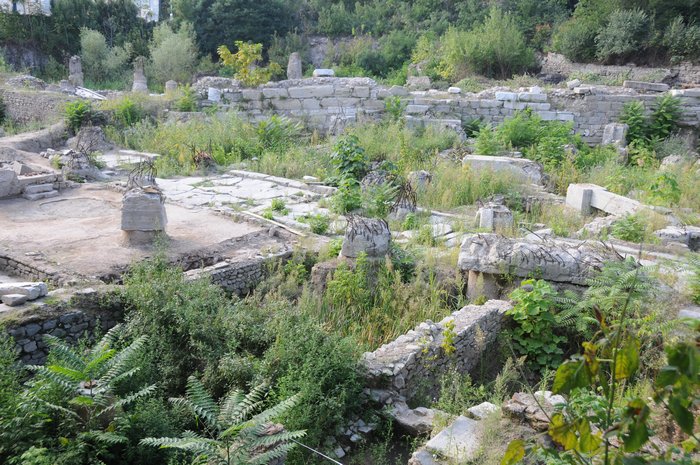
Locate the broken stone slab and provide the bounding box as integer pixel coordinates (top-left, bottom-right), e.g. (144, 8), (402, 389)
(1, 294), (29, 306)
(566, 183), (643, 216)
(462, 155), (545, 185)
(602, 123), (628, 147)
(340, 217), (391, 259)
(67, 126), (113, 152)
(467, 401), (499, 420)
(312, 68), (335, 77)
(475, 203), (513, 232)
(670, 88), (700, 98)
(679, 306), (700, 320)
(654, 226), (700, 252)
(567, 79), (581, 89)
(421, 416), (482, 462)
(458, 234), (620, 285)
(121, 189), (167, 231)
(11, 161), (33, 175)
(502, 391), (564, 431)
(623, 80), (669, 92)
(407, 76), (431, 90)
(447, 87), (461, 94)
(0, 282), (48, 300)
(390, 401), (442, 435)
(0, 169), (21, 198)
(575, 216), (617, 238)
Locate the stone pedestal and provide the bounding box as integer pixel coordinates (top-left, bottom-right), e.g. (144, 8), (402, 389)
(476, 204), (513, 232)
(121, 188), (167, 245)
(132, 56), (148, 93)
(602, 123), (628, 147)
(165, 80), (178, 96)
(340, 217), (391, 259)
(287, 52), (302, 80)
(466, 270), (500, 301)
(68, 56), (84, 87)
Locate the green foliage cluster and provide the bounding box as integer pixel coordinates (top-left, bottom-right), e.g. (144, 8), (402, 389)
(79, 28), (131, 89)
(619, 95), (682, 147)
(64, 101), (93, 133)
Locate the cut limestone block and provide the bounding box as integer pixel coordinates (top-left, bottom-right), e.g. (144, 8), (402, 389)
(1, 294), (28, 306)
(462, 155), (545, 185)
(423, 416), (481, 462)
(0, 169), (21, 198)
(601, 123), (628, 147)
(340, 217), (390, 259)
(23, 190), (59, 201)
(0, 282), (48, 300)
(121, 189), (167, 231)
(566, 183), (643, 216)
(623, 80), (669, 92)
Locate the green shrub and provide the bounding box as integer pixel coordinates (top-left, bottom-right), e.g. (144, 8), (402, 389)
(114, 97), (144, 127)
(80, 28), (130, 87)
(648, 94), (681, 141)
(496, 110), (542, 148)
(474, 126), (505, 155)
(331, 178), (362, 214)
(663, 16), (700, 63)
(611, 214), (646, 243)
(690, 256), (700, 305)
(147, 22), (198, 86)
(175, 85), (197, 111)
(507, 279), (566, 372)
(595, 9), (650, 62)
(384, 96), (407, 123)
(256, 115), (303, 152)
(646, 173), (681, 206)
(551, 17), (599, 62)
(618, 101), (647, 145)
(331, 135), (368, 181)
(65, 100), (92, 133)
(301, 213), (331, 235)
(439, 9), (535, 80)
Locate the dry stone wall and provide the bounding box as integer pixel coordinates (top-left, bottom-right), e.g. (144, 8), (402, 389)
(202, 77), (699, 144)
(0, 89), (75, 125)
(361, 300), (511, 402)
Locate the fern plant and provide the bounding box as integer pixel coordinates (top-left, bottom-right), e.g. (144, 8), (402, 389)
(28, 325), (155, 462)
(141, 377), (304, 465)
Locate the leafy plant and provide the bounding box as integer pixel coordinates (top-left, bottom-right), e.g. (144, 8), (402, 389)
(647, 173), (681, 206)
(331, 135), (368, 181)
(0, 94), (6, 125)
(474, 126), (505, 155)
(384, 96), (406, 123)
(142, 377), (304, 465)
(28, 326), (156, 463)
(175, 85), (197, 112)
(65, 101), (93, 133)
(114, 97), (144, 127)
(649, 94), (681, 141)
(300, 213), (330, 235)
(595, 9), (650, 62)
(270, 198), (287, 213)
(507, 279), (567, 372)
(331, 177), (362, 214)
(217, 41), (282, 87)
(619, 101), (647, 146)
(611, 214), (646, 243)
(256, 115), (302, 152)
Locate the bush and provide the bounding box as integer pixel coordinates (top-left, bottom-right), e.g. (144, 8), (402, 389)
(113, 96), (144, 127)
(474, 126), (506, 155)
(218, 41), (281, 87)
(65, 100), (92, 133)
(595, 9), (650, 62)
(301, 213), (331, 235)
(147, 22), (198, 86)
(439, 8), (535, 80)
(663, 16), (700, 63)
(174, 85), (196, 112)
(331, 135), (368, 181)
(551, 17), (599, 62)
(611, 214), (646, 243)
(649, 94), (681, 141)
(507, 279), (567, 372)
(618, 101), (647, 145)
(80, 28), (130, 87)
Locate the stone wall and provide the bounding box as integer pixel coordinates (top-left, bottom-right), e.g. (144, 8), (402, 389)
(361, 300), (512, 402)
(184, 250), (292, 296)
(4, 288), (123, 364)
(0, 253), (64, 285)
(0, 89), (75, 125)
(202, 77), (699, 145)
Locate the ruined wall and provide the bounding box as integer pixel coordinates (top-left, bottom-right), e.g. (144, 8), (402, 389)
(0, 253), (63, 284)
(361, 300), (511, 402)
(183, 251), (292, 296)
(0, 89), (75, 125)
(204, 77), (699, 145)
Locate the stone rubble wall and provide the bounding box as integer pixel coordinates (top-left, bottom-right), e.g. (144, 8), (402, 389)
(0, 89), (75, 125)
(184, 250), (292, 296)
(0, 254), (63, 284)
(361, 300), (512, 401)
(204, 77), (699, 145)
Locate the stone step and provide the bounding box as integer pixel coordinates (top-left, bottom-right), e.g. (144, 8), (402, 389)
(23, 183), (55, 194)
(23, 190), (59, 201)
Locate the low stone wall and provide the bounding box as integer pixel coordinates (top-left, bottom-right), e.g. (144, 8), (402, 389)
(0, 253), (64, 285)
(0, 89), (75, 125)
(201, 77), (699, 144)
(4, 288), (124, 364)
(361, 300), (511, 402)
(184, 250), (292, 296)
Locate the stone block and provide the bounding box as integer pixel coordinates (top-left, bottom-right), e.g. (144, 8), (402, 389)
(479, 100), (501, 108)
(340, 218), (391, 259)
(623, 80), (669, 92)
(670, 88), (700, 98)
(602, 123), (628, 146)
(466, 270), (500, 301)
(555, 112), (575, 121)
(121, 189), (167, 231)
(518, 92), (547, 102)
(312, 68), (335, 77)
(287, 52), (302, 79)
(467, 402), (499, 420)
(567, 183), (643, 216)
(407, 76), (431, 90)
(525, 102), (551, 111)
(476, 204), (514, 231)
(241, 89), (262, 101)
(12, 162), (32, 175)
(301, 99), (321, 110)
(567, 79), (581, 89)
(448, 87), (461, 94)
(565, 184), (594, 215)
(0, 282), (48, 300)
(1, 294), (28, 306)
(0, 169), (21, 198)
(351, 86), (370, 98)
(288, 85), (334, 98)
(23, 183), (54, 195)
(462, 155), (545, 185)
(423, 416), (481, 462)
(261, 87), (289, 99)
(679, 306), (700, 320)
(504, 101), (527, 110)
(495, 91), (517, 101)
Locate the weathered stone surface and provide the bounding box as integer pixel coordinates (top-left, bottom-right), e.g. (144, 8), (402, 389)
(458, 234), (620, 285)
(67, 126), (112, 152)
(68, 55), (84, 87)
(566, 183), (643, 216)
(165, 80), (178, 96)
(362, 300), (511, 399)
(475, 203), (513, 232)
(654, 226), (700, 251)
(462, 155), (545, 185)
(288, 85), (334, 99)
(408, 170), (432, 190)
(623, 80), (669, 92)
(467, 401), (499, 420)
(11, 161), (33, 175)
(208, 87), (222, 102)
(58, 150), (105, 182)
(575, 216), (617, 238)
(0, 169), (21, 198)
(407, 76), (431, 90)
(121, 189), (167, 231)
(0, 282), (48, 300)
(567, 79), (581, 89)
(312, 68), (335, 77)
(679, 306), (700, 320)
(602, 123), (628, 147)
(390, 401), (441, 435)
(132, 56), (148, 93)
(287, 52), (302, 80)
(340, 217), (391, 259)
(503, 391), (565, 431)
(447, 87), (461, 94)
(1, 293), (28, 306)
(422, 416), (481, 462)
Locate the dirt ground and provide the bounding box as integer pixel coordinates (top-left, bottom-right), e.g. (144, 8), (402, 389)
(0, 184), (272, 279)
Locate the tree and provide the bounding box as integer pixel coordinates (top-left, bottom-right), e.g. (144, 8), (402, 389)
(147, 22), (198, 86)
(217, 41), (281, 86)
(80, 28), (131, 86)
(142, 376), (305, 465)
